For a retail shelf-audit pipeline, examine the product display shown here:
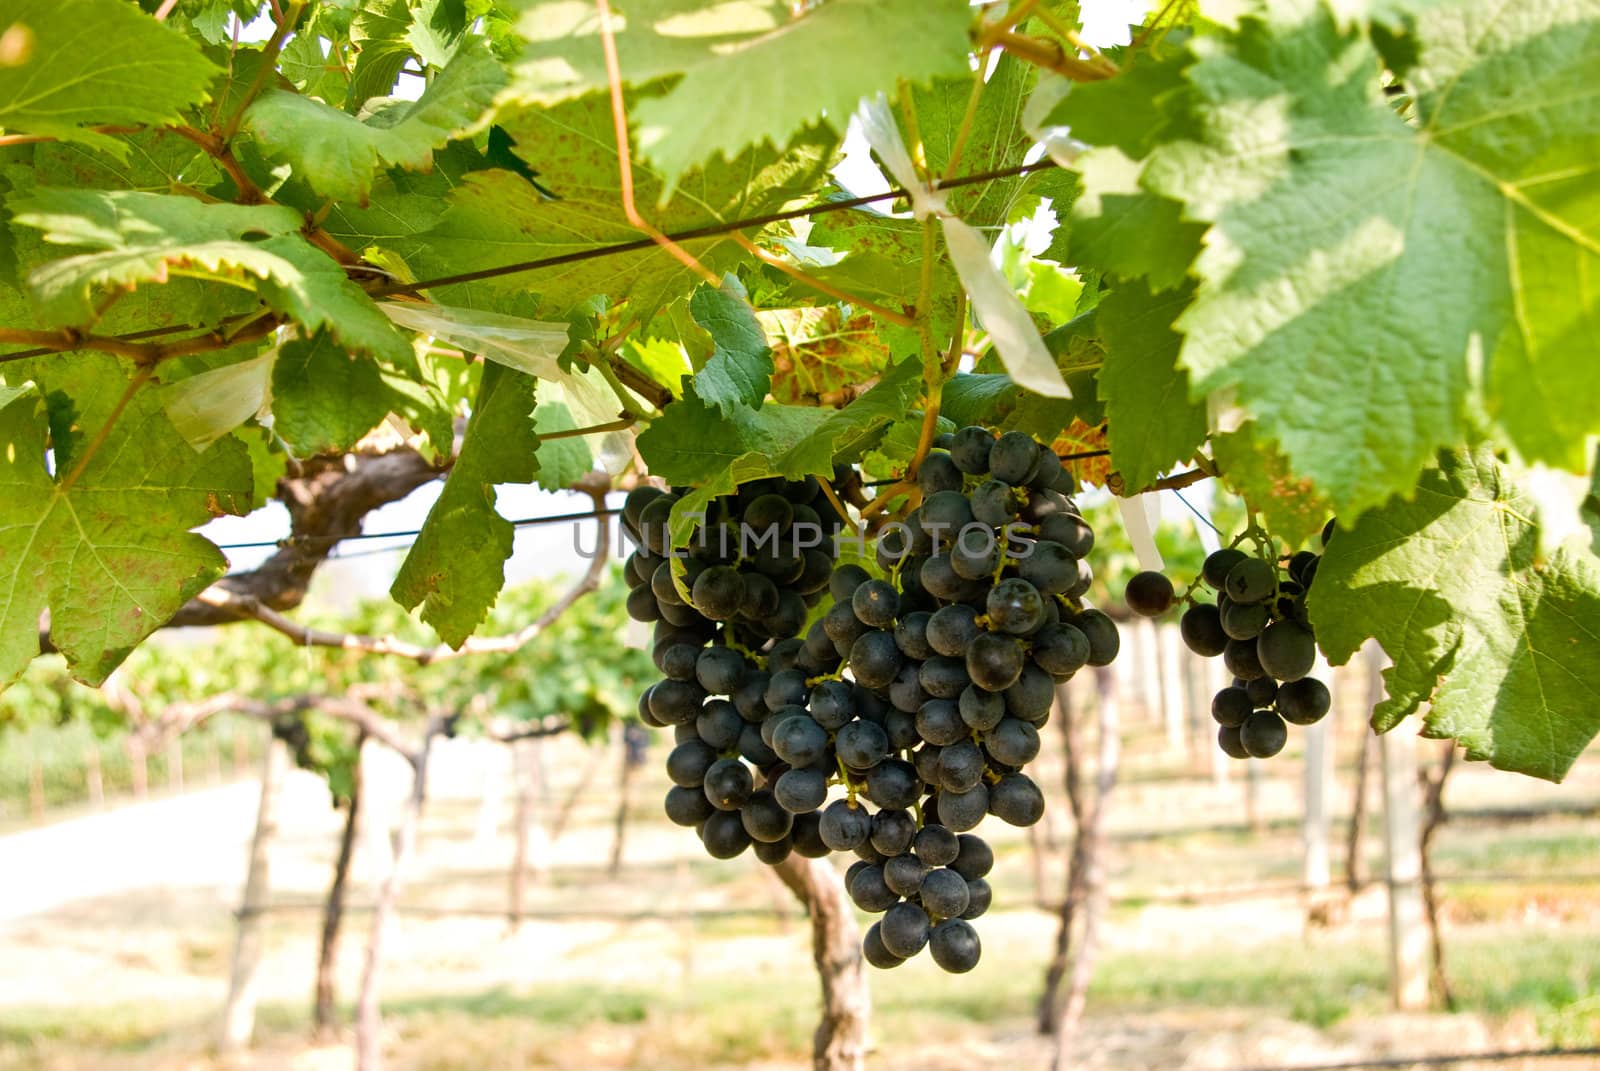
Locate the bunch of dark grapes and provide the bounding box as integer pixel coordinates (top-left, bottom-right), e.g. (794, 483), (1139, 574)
(625, 428), (1118, 974)
(1123, 521), (1334, 761)
(624, 475), (852, 864)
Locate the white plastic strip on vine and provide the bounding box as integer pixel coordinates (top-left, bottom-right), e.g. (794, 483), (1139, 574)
(380, 301), (635, 472)
(856, 95), (1070, 398)
(160, 344), (278, 450)
(1118, 493), (1165, 572)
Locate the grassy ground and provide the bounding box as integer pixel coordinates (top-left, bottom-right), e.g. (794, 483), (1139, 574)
(2, 696), (1597, 1071)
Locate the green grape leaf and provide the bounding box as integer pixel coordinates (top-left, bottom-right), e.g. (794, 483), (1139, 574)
(1068, 147), (1204, 292)
(1143, 3), (1600, 516)
(11, 189), (414, 366)
(655, 357), (921, 545)
(532, 400), (594, 492)
(759, 306), (889, 405)
(32, 129), (220, 194)
(411, 91), (838, 320)
(1211, 421), (1333, 548)
(911, 53), (1039, 227)
(1045, 45), (1192, 158)
(940, 373), (1019, 428)
(0, 363), (252, 690)
(606, 0), (972, 197)
(391, 363), (540, 647)
(348, 0), (416, 107)
(0, 0), (217, 157)
(1096, 279), (1206, 491)
(243, 36), (504, 203)
(270, 332), (398, 456)
(1309, 447), (1600, 782)
(689, 280), (773, 415)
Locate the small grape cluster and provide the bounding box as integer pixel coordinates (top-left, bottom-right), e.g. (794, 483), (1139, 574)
(1124, 522), (1333, 760)
(622, 474), (848, 866)
(625, 427), (1119, 974)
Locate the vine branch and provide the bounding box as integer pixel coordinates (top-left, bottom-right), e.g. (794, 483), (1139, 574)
(731, 233), (915, 327)
(192, 480), (612, 664)
(217, 1), (306, 143)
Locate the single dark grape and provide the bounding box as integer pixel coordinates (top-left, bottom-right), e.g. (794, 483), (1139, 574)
(1031, 623), (1090, 678)
(850, 630), (904, 690)
(970, 479), (1020, 528)
(790, 811), (829, 857)
(918, 451), (964, 495)
(883, 709), (920, 750)
(1038, 512), (1094, 559)
(937, 782), (989, 831)
(703, 757), (753, 810)
(958, 685), (1006, 732)
(795, 549), (834, 595)
(659, 643), (701, 682)
(837, 719), (891, 770)
(738, 722), (778, 767)
(696, 647), (747, 694)
(1211, 687), (1253, 728)
(649, 678), (706, 726)
(745, 492), (794, 532)
(866, 759), (921, 810)
(863, 923), (907, 969)
(767, 590), (809, 638)
(732, 672), (770, 722)
(920, 867), (971, 919)
(920, 655), (972, 699)
(772, 714), (830, 768)
(830, 564), (871, 603)
(1257, 620), (1317, 682)
(625, 585), (662, 623)
(1201, 548), (1247, 591)
(1277, 676), (1331, 725)
(752, 836), (792, 865)
(1074, 609), (1121, 666)
(1223, 637), (1266, 681)
(989, 771), (1045, 826)
(701, 809), (751, 859)
(929, 919), (981, 973)
(823, 599), (869, 653)
(694, 700), (744, 750)
(894, 611), (935, 661)
(1028, 450), (1065, 492)
(987, 577), (1045, 635)
(1217, 724), (1250, 760)
(1246, 675), (1279, 708)
(1225, 557), (1276, 605)
(848, 864), (900, 913)
(888, 661), (929, 713)
(961, 877), (992, 920)
(920, 490), (977, 547)
(1019, 540), (1077, 595)
(967, 632), (1025, 691)
(1125, 571), (1176, 617)
(774, 767), (828, 813)
(928, 604), (982, 657)
(880, 901), (932, 958)
(884, 851), (929, 896)
(664, 784), (715, 827)
(937, 740), (986, 792)
(1174, 603), (1225, 659)
(951, 834), (994, 880)
(989, 430), (1041, 485)
(871, 808), (917, 857)
(1004, 663), (1055, 721)
(1240, 708), (1288, 758)
(818, 799), (872, 851)
(622, 485), (665, 531)
(809, 679), (856, 731)
(741, 790), (794, 843)
(985, 717), (1041, 766)
(950, 531), (1002, 580)
(690, 565), (746, 620)
(853, 579), (900, 629)
(950, 426), (994, 474)
(1221, 599), (1271, 641)
(914, 698), (966, 747)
